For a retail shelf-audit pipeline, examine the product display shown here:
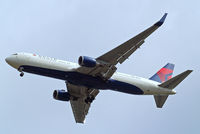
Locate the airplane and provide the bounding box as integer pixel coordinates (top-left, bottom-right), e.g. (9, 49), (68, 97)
(5, 13), (192, 123)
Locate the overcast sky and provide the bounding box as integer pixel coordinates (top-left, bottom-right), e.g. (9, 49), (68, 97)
(0, 0), (199, 134)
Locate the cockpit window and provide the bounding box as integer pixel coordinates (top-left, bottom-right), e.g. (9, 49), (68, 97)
(12, 53), (18, 55)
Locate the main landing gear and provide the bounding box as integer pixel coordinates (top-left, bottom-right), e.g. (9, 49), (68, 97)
(85, 96), (95, 104)
(18, 67), (24, 77)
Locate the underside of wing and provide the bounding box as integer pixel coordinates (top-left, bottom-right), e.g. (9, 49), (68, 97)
(70, 98), (90, 123)
(66, 83), (99, 123)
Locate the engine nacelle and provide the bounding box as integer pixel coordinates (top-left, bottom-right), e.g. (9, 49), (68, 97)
(78, 56), (97, 67)
(53, 90), (70, 101)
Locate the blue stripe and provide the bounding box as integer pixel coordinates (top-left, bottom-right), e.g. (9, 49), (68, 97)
(20, 65), (144, 95)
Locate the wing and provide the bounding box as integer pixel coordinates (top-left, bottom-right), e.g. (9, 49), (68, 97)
(66, 83), (99, 123)
(97, 13), (168, 65)
(77, 13), (167, 79)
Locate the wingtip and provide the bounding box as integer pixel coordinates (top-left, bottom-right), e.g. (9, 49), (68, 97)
(187, 70), (193, 73)
(154, 13), (168, 27)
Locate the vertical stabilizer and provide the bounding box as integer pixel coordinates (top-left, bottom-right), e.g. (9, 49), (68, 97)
(150, 63), (175, 83)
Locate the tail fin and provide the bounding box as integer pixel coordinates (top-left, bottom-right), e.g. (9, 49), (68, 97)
(150, 63), (175, 83)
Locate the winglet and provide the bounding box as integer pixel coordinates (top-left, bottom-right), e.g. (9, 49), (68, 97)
(154, 13), (168, 27)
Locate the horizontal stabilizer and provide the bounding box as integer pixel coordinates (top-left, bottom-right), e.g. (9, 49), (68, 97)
(159, 70), (193, 89)
(154, 95), (168, 108)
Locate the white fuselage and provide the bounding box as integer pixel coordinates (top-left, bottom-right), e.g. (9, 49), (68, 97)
(5, 53), (175, 95)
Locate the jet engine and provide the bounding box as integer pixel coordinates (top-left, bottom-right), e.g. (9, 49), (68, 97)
(53, 90), (70, 101)
(78, 56), (97, 67)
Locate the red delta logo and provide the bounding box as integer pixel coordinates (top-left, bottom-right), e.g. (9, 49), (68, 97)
(157, 68), (173, 82)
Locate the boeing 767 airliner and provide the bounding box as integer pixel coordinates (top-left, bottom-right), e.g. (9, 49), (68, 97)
(5, 13), (192, 123)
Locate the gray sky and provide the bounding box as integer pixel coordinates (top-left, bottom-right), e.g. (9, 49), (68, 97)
(1, 0), (199, 134)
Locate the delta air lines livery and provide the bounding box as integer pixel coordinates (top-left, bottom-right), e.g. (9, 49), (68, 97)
(5, 13), (192, 123)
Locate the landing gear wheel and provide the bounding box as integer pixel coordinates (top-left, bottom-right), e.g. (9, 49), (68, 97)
(20, 72), (24, 77)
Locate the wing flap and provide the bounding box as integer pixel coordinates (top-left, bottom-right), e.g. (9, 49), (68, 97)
(118, 40), (144, 64)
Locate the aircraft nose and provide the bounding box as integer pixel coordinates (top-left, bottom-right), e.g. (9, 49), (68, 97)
(5, 55), (19, 69)
(5, 56), (13, 64)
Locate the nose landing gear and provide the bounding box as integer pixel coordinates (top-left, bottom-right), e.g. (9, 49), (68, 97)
(18, 67), (24, 77)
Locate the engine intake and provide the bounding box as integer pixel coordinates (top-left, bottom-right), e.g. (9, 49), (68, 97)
(53, 90), (70, 101)
(78, 56), (97, 68)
